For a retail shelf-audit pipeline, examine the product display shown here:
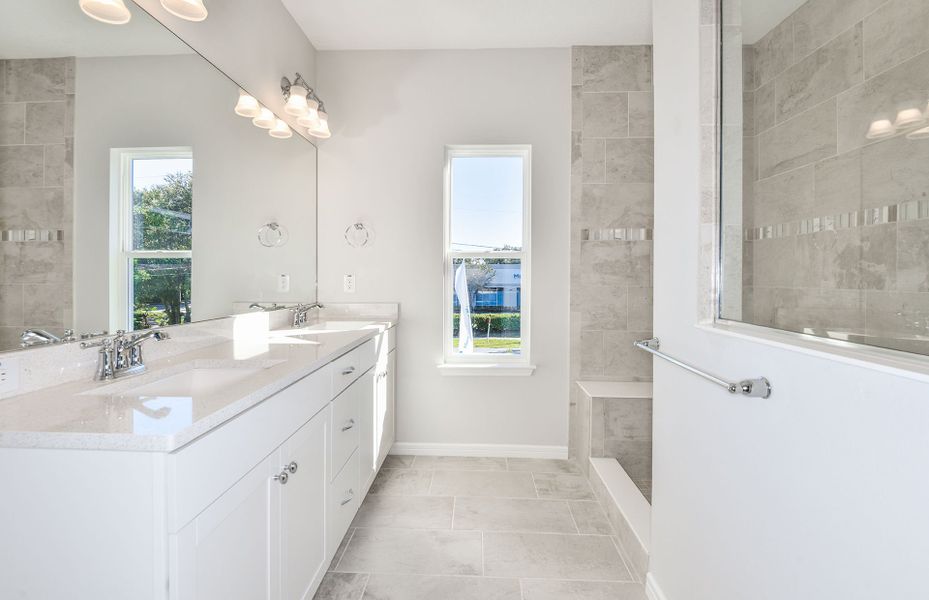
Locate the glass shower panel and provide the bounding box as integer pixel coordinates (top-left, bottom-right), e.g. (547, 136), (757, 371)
(719, 0), (929, 357)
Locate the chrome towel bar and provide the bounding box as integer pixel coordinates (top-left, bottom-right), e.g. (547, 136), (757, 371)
(634, 338), (772, 399)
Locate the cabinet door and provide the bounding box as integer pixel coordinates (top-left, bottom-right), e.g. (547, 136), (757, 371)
(377, 350), (397, 467)
(357, 369), (378, 495)
(280, 406), (330, 600)
(172, 453), (279, 600)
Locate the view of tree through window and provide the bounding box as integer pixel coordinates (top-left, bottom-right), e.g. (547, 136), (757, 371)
(129, 157), (193, 329)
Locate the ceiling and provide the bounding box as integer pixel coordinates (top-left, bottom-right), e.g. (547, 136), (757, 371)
(280, 0), (654, 50)
(0, 1), (190, 59)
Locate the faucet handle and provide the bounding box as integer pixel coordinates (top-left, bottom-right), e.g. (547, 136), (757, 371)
(80, 337), (112, 350)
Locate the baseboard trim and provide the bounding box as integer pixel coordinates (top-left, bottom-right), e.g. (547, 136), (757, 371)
(390, 442), (568, 459)
(645, 573), (668, 600)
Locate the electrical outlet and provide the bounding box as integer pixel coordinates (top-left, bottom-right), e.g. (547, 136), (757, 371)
(278, 273), (291, 293)
(0, 358), (20, 396)
(343, 274), (356, 294)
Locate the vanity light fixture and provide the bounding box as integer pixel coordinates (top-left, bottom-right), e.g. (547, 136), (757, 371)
(906, 126), (929, 140)
(160, 0), (208, 22)
(282, 73), (331, 138)
(308, 109), (331, 139)
(252, 107), (276, 129)
(79, 0), (132, 24)
(234, 92), (261, 118)
(269, 119), (293, 139)
(865, 118), (896, 140)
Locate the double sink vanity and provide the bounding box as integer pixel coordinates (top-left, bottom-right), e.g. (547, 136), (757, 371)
(0, 307), (398, 600)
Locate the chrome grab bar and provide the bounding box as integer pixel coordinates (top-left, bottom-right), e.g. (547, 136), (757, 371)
(633, 338), (772, 399)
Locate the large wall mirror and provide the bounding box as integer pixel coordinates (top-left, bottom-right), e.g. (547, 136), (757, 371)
(719, 0), (929, 357)
(0, 1), (318, 353)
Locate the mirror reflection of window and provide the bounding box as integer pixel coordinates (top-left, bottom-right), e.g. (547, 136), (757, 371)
(113, 149), (193, 332)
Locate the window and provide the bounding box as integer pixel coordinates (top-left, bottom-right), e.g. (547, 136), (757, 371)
(111, 148), (193, 332)
(442, 145), (532, 371)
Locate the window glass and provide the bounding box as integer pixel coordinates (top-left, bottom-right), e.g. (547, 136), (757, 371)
(450, 156), (524, 252)
(451, 258), (522, 355)
(131, 158), (193, 251)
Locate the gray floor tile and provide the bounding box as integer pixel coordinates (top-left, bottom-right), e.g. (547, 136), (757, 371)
(329, 528), (355, 571)
(453, 497), (576, 533)
(506, 458), (581, 474)
(483, 532), (631, 581)
(337, 528), (483, 576)
(413, 455), (508, 470)
(429, 470), (537, 498)
(533, 473), (596, 500)
(314, 572), (369, 600)
(568, 501), (614, 534)
(362, 574), (521, 600)
(520, 579), (647, 600)
(368, 469), (433, 496)
(352, 495), (454, 529)
(382, 455), (415, 469)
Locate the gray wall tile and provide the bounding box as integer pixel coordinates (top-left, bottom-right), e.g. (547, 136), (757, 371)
(24, 101), (65, 144)
(1, 58), (66, 102)
(581, 46), (652, 92)
(863, 0), (929, 79)
(582, 92), (629, 138)
(0, 145), (45, 187)
(752, 165), (815, 226)
(754, 16), (794, 86)
(0, 103), (25, 145)
(758, 99), (837, 178)
(628, 92), (654, 137)
(605, 138), (653, 183)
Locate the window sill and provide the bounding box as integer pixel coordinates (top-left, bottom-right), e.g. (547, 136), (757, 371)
(437, 363), (536, 377)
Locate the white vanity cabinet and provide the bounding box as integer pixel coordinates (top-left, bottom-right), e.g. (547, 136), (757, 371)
(0, 326), (398, 600)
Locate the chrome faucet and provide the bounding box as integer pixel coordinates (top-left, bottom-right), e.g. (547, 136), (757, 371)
(21, 329), (74, 347)
(81, 329), (170, 381)
(291, 302), (323, 328)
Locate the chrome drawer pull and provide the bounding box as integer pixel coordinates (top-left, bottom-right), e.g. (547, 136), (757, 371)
(341, 366), (356, 376)
(340, 489), (355, 506)
(342, 419), (355, 432)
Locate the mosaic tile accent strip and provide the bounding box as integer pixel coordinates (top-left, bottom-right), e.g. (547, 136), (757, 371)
(744, 199), (929, 241)
(1, 229), (65, 242)
(581, 228), (653, 242)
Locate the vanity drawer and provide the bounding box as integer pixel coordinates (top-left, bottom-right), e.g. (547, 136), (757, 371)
(328, 449), (360, 557)
(330, 379), (361, 479)
(331, 339), (377, 396)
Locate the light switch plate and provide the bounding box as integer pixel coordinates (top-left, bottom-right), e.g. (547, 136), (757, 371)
(343, 274), (356, 293)
(0, 358), (20, 395)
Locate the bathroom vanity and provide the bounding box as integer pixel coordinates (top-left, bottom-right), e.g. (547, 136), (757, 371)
(0, 316), (397, 600)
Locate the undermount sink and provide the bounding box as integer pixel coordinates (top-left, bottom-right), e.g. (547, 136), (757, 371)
(125, 368), (263, 397)
(301, 321), (380, 332)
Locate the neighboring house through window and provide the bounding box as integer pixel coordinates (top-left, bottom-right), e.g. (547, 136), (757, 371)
(443, 145), (531, 368)
(110, 147), (193, 332)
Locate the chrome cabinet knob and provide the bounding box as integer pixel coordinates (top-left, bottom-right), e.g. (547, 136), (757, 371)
(342, 419), (355, 432)
(274, 471), (289, 485)
(341, 366), (356, 376)
(287, 461), (298, 474)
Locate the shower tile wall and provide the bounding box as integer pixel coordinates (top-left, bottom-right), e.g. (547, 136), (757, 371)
(569, 46), (654, 462)
(0, 58), (75, 349)
(739, 0), (929, 352)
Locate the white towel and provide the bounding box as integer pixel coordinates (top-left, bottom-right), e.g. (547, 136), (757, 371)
(454, 262), (474, 353)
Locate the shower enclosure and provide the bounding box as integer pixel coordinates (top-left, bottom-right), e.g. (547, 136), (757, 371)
(720, 0), (929, 358)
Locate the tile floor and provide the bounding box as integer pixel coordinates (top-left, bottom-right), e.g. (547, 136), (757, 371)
(314, 456), (646, 600)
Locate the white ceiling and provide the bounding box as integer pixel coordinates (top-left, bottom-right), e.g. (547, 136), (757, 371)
(280, 0), (654, 50)
(742, 0), (807, 44)
(0, 1), (190, 59)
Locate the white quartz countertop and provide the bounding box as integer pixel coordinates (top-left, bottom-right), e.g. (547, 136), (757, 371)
(0, 317), (396, 452)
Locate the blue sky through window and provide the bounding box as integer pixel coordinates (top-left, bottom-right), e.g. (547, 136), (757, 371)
(451, 156), (523, 251)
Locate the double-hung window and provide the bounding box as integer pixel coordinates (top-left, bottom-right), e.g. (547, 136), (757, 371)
(111, 147), (193, 332)
(442, 145), (532, 373)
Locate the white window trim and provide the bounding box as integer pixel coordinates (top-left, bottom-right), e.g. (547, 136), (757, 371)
(109, 147), (193, 332)
(440, 144), (534, 375)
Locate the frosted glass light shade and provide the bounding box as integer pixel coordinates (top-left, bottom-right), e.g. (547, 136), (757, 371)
(269, 119), (293, 139)
(160, 0), (208, 21)
(284, 85), (309, 116)
(80, 0), (132, 24)
(308, 111), (331, 139)
(252, 108), (275, 129)
(866, 119), (896, 140)
(893, 107), (925, 129)
(906, 126), (929, 140)
(234, 93), (260, 118)
(296, 98), (320, 127)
